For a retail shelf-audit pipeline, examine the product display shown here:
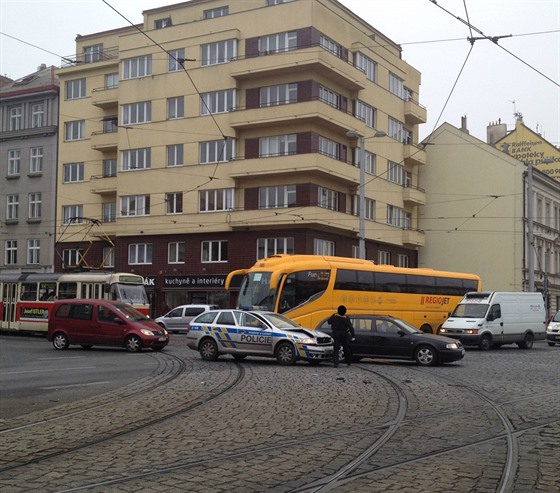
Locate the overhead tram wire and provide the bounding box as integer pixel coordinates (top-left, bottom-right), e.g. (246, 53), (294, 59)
(429, 0), (559, 88)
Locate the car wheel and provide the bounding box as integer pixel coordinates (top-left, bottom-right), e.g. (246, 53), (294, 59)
(548, 342), (556, 347)
(81, 345), (93, 349)
(517, 332), (534, 349)
(125, 335), (143, 353)
(52, 332), (69, 350)
(479, 334), (492, 351)
(199, 338), (219, 361)
(414, 345), (437, 366)
(233, 354), (247, 361)
(275, 342), (297, 366)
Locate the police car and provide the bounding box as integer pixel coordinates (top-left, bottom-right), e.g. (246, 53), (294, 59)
(186, 310), (333, 365)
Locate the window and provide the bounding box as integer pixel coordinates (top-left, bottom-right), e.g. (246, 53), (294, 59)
(378, 251), (391, 265)
(6, 195), (18, 220)
(168, 242), (185, 263)
(267, 0), (294, 4)
(8, 149), (21, 175)
(122, 55), (152, 79)
(387, 205), (411, 229)
(199, 188), (234, 212)
(122, 102), (151, 125)
(260, 83), (297, 107)
(105, 73), (119, 88)
(354, 52), (376, 82)
(365, 198), (375, 220)
(5, 240), (17, 265)
(167, 96), (184, 119)
(121, 195), (150, 217)
(84, 44), (103, 63)
(30, 147), (43, 173)
(63, 205), (84, 225)
(65, 120), (85, 141)
(166, 192), (183, 214)
(66, 79), (86, 99)
(129, 243), (152, 264)
(102, 246), (114, 267)
(259, 134), (296, 157)
(202, 240), (228, 262)
(27, 239), (40, 265)
(318, 136), (340, 160)
(204, 6), (228, 18)
(352, 149), (376, 175)
(102, 202), (116, 222)
(62, 249), (83, 268)
(319, 86), (340, 109)
(259, 185), (296, 208)
(103, 116), (118, 133)
(200, 89), (236, 115)
(314, 239), (335, 256)
(389, 118), (411, 143)
(201, 39), (237, 66)
(103, 159), (117, 177)
(318, 187), (338, 211)
(63, 163), (84, 183)
(388, 162), (411, 186)
(397, 254), (409, 268)
(122, 148), (151, 170)
(320, 35), (341, 57)
(167, 144), (183, 166)
(259, 31), (297, 54)
(31, 103), (44, 127)
(28, 193), (42, 219)
(200, 139), (236, 163)
(155, 17), (172, 29)
(389, 73), (405, 99)
(10, 106), (22, 130)
(257, 237), (294, 260)
(355, 100), (375, 128)
(168, 49), (184, 72)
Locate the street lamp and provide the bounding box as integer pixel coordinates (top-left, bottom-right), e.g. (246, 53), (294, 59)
(346, 130), (387, 259)
(527, 158), (554, 291)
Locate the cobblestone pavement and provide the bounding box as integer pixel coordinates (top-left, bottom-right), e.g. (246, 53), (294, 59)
(0, 338), (558, 492)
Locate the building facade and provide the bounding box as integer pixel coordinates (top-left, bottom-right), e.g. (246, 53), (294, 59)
(55, 0), (427, 316)
(419, 121), (560, 316)
(0, 65), (59, 274)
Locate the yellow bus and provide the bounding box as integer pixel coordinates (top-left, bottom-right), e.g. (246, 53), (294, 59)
(226, 255), (481, 334)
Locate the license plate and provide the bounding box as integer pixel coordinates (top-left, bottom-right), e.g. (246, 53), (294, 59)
(158, 337), (167, 341)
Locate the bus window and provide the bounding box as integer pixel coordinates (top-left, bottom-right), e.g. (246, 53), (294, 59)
(59, 282), (78, 299)
(21, 283), (38, 301)
(284, 271), (329, 308)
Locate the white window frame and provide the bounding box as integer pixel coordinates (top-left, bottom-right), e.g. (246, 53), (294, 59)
(66, 79), (86, 100)
(168, 49), (185, 72)
(64, 120), (85, 141)
(260, 83), (297, 107)
(199, 188), (235, 212)
(201, 39), (237, 66)
(200, 139), (236, 163)
(389, 73), (405, 99)
(355, 100), (375, 128)
(30, 147), (43, 173)
(319, 86), (340, 109)
(128, 243), (153, 265)
(257, 237), (294, 260)
(201, 240), (228, 263)
(200, 89), (236, 115)
(31, 103), (45, 127)
(167, 96), (184, 119)
(122, 148), (151, 171)
(320, 35), (341, 57)
(314, 239), (335, 256)
(166, 192), (183, 214)
(167, 144), (184, 167)
(387, 205), (411, 229)
(318, 187), (339, 211)
(122, 101), (151, 125)
(105, 73), (119, 89)
(63, 162), (84, 183)
(259, 134), (296, 157)
(102, 246), (115, 267)
(5, 240), (17, 265)
(84, 44), (103, 63)
(28, 193), (42, 219)
(6, 195), (19, 220)
(318, 136), (340, 160)
(102, 202), (116, 222)
(103, 159), (117, 177)
(168, 242), (185, 264)
(397, 254), (409, 268)
(259, 185), (296, 209)
(27, 239), (40, 265)
(8, 149), (21, 175)
(10, 106), (22, 130)
(378, 251), (391, 265)
(62, 248), (83, 267)
(63, 205), (84, 225)
(204, 6), (229, 18)
(122, 55), (152, 79)
(121, 195), (150, 217)
(354, 52), (376, 82)
(259, 31), (297, 54)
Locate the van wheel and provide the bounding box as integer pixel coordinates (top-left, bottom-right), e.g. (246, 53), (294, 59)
(420, 324), (433, 334)
(414, 345), (437, 366)
(52, 332), (69, 350)
(517, 333), (534, 349)
(125, 335), (143, 353)
(199, 339), (219, 361)
(548, 342), (556, 347)
(479, 335), (492, 351)
(275, 342), (297, 366)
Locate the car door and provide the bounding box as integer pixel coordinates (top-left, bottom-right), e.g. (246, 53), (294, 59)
(235, 311), (273, 355)
(372, 319), (412, 357)
(165, 306), (186, 333)
(95, 305), (126, 346)
(213, 310), (239, 354)
(349, 317), (375, 356)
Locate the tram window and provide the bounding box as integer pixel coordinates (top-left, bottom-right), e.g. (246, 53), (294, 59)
(21, 282), (38, 301)
(59, 282), (78, 299)
(39, 282), (57, 301)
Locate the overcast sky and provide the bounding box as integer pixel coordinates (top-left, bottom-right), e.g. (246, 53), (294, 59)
(1, 0), (558, 144)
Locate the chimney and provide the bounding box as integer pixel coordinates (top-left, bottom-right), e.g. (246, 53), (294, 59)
(37, 63), (47, 71)
(487, 119), (507, 145)
(460, 116), (469, 134)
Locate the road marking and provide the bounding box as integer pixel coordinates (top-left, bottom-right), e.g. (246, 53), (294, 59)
(42, 381), (110, 390)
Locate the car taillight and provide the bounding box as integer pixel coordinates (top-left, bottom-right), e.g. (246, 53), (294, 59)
(186, 323), (190, 334)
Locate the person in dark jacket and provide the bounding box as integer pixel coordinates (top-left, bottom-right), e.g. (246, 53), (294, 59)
(328, 305), (355, 367)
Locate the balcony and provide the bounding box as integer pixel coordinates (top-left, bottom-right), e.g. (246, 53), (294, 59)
(402, 228), (425, 247)
(91, 131), (117, 151)
(404, 98), (427, 125)
(403, 186), (426, 206)
(92, 86), (118, 108)
(89, 175), (117, 195)
(404, 143), (426, 166)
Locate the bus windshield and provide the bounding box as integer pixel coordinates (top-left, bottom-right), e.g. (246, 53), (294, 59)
(237, 272), (275, 311)
(112, 283), (149, 305)
(451, 303), (489, 318)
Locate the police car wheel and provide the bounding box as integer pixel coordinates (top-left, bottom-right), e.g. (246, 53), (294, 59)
(275, 342), (297, 366)
(200, 339), (219, 361)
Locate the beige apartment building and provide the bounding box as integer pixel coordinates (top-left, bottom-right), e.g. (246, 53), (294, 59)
(56, 0), (427, 315)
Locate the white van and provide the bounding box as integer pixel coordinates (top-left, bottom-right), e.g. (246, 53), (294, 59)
(440, 292), (546, 350)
